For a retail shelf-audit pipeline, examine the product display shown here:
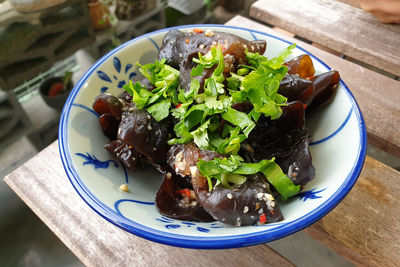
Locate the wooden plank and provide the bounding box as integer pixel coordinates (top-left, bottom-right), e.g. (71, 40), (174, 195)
(249, 0), (400, 77)
(304, 156), (400, 267)
(227, 16), (400, 267)
(335, 0), (360, 8)
(227, 15), (400, 159)
(3, 142), (294, 267)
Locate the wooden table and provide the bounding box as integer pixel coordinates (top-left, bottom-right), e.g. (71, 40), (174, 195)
(4, 7), (400, 267)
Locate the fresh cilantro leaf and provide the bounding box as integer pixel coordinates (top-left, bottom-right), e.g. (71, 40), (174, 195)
(267, 43), (296, 69)
(191, 119), (211, 149)
(191, 64), (205, 77)
(226, 72), (244, 91)
(123, 81), (151, 109)
(146, 99), (171, 121)
(209, 127), (245, 155)
(245, 50), (268, 67)
(136, 58), (167, 85)
(197, 156), (300, 199)
(221, 108), (255, 137)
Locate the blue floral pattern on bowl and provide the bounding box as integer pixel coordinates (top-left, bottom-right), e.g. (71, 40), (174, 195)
(96, 56), (137, 94)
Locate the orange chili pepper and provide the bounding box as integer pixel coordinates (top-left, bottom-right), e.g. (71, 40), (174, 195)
(193, 28), (204, 33)
(185, 38), (190, 44)
(259, 213), (267, 224)
(177, 189), (191, 198)
(175, 103), (182, 108)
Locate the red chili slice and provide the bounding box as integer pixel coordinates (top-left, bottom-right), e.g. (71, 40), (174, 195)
(259, 213), (267, 224)
(176, 188), (191, 198)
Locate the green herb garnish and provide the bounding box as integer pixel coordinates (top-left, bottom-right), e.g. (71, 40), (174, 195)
(124, 42), (300, 199)
(197, 155), (300, 200)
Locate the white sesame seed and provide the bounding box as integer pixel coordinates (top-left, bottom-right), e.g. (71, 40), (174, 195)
(117, 128), (122, 135)
(176, 151), (183, 162)
(258, 208), (264, 214)
(257, 192), (264, 199)
(175, 161), (187, 173)
(251, 45), (255, 50)
(119, 184), (129, 192)
(243, 206), (249, 214)
(205, 29), (214, 37)
(179, 53), (183, 57)
(265, 193), (274, 202)
(128, 107), (134, 112)
(199, 44), (205, 49)
(166, 172), (172, 179)
(227, 193), (233, 199)
(147, 115), (151, 119)
(190, 166), (198, 177)
(147, 125), (152, 131)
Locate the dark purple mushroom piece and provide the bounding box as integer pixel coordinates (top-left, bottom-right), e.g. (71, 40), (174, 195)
(279, 74), (314, 105)
(99, 113), (120, 140)
(168, 142), (283, 226)
(104, 139), (146, 171)
(158, 29), (267, 92)
(155, 169), (215, 222)
(245, 101), (309, 161)
(158, 29), (266, 69)
(192, 172), (283, 226)
(284, 54), (315, 78)
(93, 94), (123, 120)
(306, 70), (340, 114)
(167, 142), (222, 178)
(93, 94), (123, 140)
(276, 137), (315, 186)
(118, 107), (171, 163)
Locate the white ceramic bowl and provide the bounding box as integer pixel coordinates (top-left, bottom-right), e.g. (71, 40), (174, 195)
(59, 25), (367, 249)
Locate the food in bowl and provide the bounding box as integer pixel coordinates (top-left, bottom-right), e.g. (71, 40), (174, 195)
(92, 29), (340, 226)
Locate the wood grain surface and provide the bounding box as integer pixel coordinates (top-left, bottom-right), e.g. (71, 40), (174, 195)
(227, 16), (400, 158)
(335, 0), (360, 8)
(4, 16), (400, 267)
(250, 0), (400, 77)
(226, 16), (400, 267)
(305, 157), (400, 267)
(4, 142), (294, 267)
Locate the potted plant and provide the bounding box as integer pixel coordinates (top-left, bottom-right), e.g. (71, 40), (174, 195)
(39, 72), (73, 111)
(87, 0), (111, 30)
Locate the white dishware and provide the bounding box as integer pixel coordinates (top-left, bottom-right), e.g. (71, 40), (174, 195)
(59, 25), (367, 249)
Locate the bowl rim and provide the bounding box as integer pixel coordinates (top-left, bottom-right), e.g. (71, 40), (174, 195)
(59, 24), (367, 249)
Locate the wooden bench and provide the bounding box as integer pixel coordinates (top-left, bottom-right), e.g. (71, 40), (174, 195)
(3, 2), (400, 266)
(250, 0), (400, 159)
(250, 0), (400, 78)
